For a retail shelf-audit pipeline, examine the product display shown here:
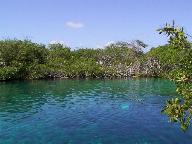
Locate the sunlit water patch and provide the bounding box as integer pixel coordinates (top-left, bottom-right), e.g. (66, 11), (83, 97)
(0, 79), (192, 144)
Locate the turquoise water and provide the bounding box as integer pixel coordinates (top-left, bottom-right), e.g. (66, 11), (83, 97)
(0, 79), (192, 144)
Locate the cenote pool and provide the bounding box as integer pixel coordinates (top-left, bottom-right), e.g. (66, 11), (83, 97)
(0, 79), (192, 144)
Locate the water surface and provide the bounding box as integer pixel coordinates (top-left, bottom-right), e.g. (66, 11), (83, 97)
(0, 79), (192, 144)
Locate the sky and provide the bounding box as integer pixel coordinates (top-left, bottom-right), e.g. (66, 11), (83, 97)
(0, 0), (192, 50)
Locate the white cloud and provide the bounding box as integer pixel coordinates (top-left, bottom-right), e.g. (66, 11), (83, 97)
(105, 41), (115, 47)
(95, 41), (115, 49)
(49, 40), (67, 46)
(65, 21), (84, 29)
(96, 45), (103, 48)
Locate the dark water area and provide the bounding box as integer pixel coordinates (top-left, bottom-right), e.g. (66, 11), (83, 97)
(0, 79), (192, 144)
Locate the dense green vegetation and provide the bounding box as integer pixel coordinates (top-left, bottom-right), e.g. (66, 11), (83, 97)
(0, 40), (49, 80)
(0, 33), (190, 81)
(0, 40), (147, 80)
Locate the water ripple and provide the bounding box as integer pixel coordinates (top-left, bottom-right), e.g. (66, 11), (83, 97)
(0, 79), (191, 144)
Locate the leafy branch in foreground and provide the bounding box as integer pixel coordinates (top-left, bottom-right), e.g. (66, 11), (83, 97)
(158, 22), (192, 131)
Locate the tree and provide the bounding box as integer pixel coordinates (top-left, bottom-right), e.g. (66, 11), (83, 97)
(106, 40), (147, 54)
(129, 40), (148, 53)
(158, 22), (192, 131)
(0, 39), (48, 80)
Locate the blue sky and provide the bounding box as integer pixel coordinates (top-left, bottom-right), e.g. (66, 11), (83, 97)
(0, 0), (192, 50)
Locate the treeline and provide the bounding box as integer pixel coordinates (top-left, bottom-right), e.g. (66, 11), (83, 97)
(0, 39), (190, 81)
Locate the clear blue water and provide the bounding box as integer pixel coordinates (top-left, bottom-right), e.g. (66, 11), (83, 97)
(0, 79), (192, 144)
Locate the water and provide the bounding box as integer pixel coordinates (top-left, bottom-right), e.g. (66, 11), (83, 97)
(0, 79), (192, 144)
